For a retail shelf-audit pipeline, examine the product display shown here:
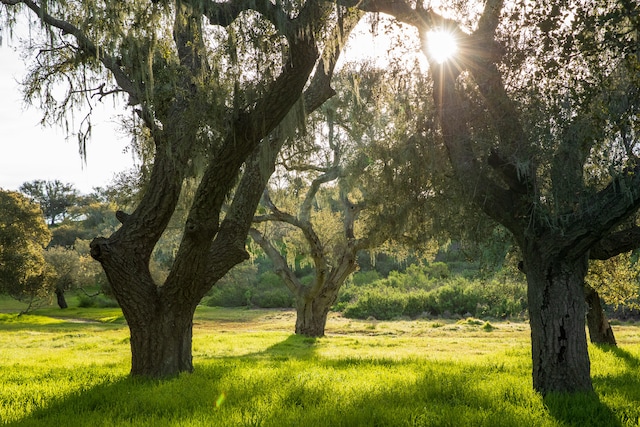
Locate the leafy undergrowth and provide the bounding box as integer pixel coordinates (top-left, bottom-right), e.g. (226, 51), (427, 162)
(0, 307), (639, 426)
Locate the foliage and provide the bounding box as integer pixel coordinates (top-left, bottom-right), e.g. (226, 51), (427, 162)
(586, 253), (640, 311)
(204, 261), (294, 309)
(340, 270), (528, 321)
(77, 293), (120, 308)
(73, 239), (110, 290)
(0, 190), (54, 310)
(49, 199), (121, 247)
(1, 308), (639, 426)
(19, 180), (79, 226)
(43, 246), (80, 292)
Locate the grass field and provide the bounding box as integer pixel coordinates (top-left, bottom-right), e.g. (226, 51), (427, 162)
(1, 302), (639, 426)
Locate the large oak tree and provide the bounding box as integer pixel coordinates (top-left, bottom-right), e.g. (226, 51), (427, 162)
(1, 0), (360, 377)
(345, 0), (640, 394)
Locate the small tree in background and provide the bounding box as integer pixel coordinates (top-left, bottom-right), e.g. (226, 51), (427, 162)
(19, 180), (79, 226)
(0, 190), (54, 312)
(43, 246), (82, 309)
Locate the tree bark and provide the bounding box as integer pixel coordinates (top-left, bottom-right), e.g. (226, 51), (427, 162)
(55, 288), (68, 309)
(128, 304), (196, 376)
(584, 284), (617, 346)
(295, 289), (339, 337)
(525, 251), (593, 394)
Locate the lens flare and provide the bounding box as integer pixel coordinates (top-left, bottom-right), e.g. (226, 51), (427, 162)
(215, 392), (226, 408)
(426, 30), (458, 64)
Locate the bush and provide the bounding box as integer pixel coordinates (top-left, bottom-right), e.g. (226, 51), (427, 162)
(77, 293), (119, 308)
(205, 285), (249, 307)
(343, 287), (407, 320)
(250, 289), (294, 308)
(432, 278), (481, 316)
(404, 290), (435, 317)
(204, 265), (295, 309)
(351, 270), (381, 286)
(339, 271), (527, 320)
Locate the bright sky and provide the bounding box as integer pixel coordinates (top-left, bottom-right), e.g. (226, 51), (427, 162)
(0, 35), (136, 195)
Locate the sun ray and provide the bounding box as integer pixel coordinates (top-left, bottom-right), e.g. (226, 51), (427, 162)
(426, 30), (458, 64)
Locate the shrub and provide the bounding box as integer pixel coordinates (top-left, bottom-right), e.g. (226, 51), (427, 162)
(77, 293), (119, 308)
(250, 289), (294, 308)
(404, 291), (435, 318)
(431, 278), (481, 316)
(339, 270), (527, 320)
(204, 267), (296, 309)
(205, 285), (249, 307)
(351, 270), (381, 286)
(343, 287), (408, 320)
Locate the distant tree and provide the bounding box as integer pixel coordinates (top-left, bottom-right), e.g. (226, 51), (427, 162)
(43, 246), (80, 309)
(0, 190), (54, 312)
(250, 65), (445, 336)
(19, 180), (79, 226)
(50, 198), (122, 248)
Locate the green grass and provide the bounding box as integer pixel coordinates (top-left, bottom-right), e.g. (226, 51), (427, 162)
(0, 306), (639, 426)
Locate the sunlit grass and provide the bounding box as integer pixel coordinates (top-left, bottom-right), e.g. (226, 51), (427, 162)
(1, 307), (639, 426)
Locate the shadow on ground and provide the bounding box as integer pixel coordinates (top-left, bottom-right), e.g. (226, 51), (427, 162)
(544, 392), (622, 427)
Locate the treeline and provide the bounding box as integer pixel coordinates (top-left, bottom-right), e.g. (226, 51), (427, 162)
(3, 179), (638, 321)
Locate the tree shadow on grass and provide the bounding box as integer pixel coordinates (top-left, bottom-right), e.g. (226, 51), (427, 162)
(6, 365), (232, 427)
(260, 334), (318, 360)
(543, 392), (622, 427)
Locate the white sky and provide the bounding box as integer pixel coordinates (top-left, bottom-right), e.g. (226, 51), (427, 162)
(0, 34), (136, 194)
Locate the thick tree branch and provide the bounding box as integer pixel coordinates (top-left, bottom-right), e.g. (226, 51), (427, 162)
(299, 166), (341, 223)
(590, 226), (640, 260)
(561, 164), (640, 259)
(198, 6), (361, 290)
(195, 0), (294, 38)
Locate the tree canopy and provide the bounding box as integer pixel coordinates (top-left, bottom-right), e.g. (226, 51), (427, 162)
(0, 189), (53, 309)
(19, 180), (79, 226)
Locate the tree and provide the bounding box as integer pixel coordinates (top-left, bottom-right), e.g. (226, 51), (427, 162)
(344, 0), (640, 394)
(250, 63), (445, 336)
(19, 180), (79, 226)
(43, 246), (80, 309)
(1, 0), (362, 377)
(0, 189), (54, 312)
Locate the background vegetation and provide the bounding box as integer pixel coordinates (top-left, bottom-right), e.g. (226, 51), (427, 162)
(3, 179), (638, 322)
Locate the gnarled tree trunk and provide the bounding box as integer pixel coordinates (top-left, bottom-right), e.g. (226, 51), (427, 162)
(295, 290), (338, 337)
(128, 305), (195, 376)
(525, 251), (593, 394)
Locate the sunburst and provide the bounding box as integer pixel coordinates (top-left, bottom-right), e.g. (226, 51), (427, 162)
(426, 29), (458, 64)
